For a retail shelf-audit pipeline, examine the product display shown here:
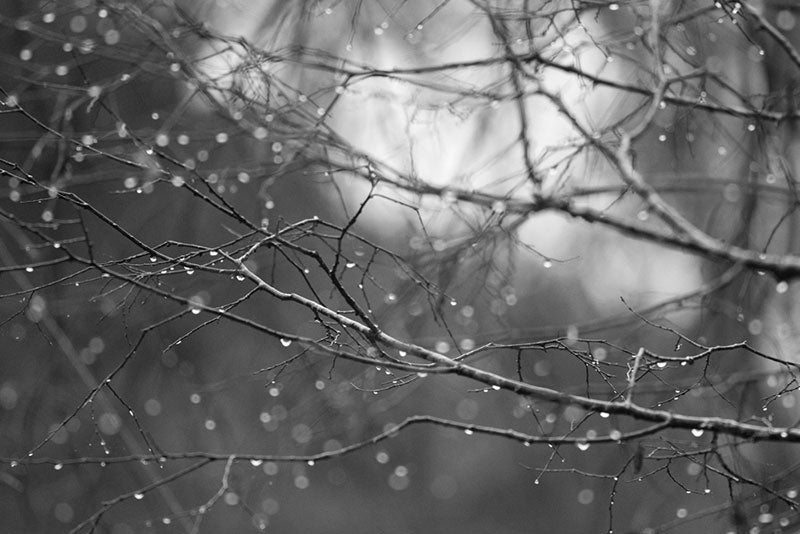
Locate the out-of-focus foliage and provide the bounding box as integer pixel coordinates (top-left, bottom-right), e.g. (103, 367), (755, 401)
(3, 1), (800, 533)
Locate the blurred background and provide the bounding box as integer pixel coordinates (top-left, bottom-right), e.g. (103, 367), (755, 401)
(2, 1), (800, 533)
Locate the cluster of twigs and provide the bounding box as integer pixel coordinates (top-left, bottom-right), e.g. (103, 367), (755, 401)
(3, 1), (800, 532)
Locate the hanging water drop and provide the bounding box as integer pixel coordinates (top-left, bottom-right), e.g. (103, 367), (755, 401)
(280, 338), (292, 347)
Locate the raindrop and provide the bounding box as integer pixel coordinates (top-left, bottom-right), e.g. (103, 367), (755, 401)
(307, 460), (315, 466)
(345, 262), (356, 269)
(250, 459), (263, 467)
(691, 428), (704, 437)
(280, 338), (292, 347)
(134, 493), (144, 500)
(599, 412), (609, 418)
(542, 260), (553, 269)
(464, 429), (473, 435)
(54, 463), (63, 470)
(576, 442), (590, 451)
(656, 361), (667, 369)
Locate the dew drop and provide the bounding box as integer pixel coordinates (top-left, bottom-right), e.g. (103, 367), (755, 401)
(134, 493), (144, 500)
(576, 442), (590, 451)
(280, 338), (292, 347)
(691, 428), (704, 437)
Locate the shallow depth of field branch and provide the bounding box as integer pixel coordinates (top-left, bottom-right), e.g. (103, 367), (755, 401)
(3, 1), (800, 533)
